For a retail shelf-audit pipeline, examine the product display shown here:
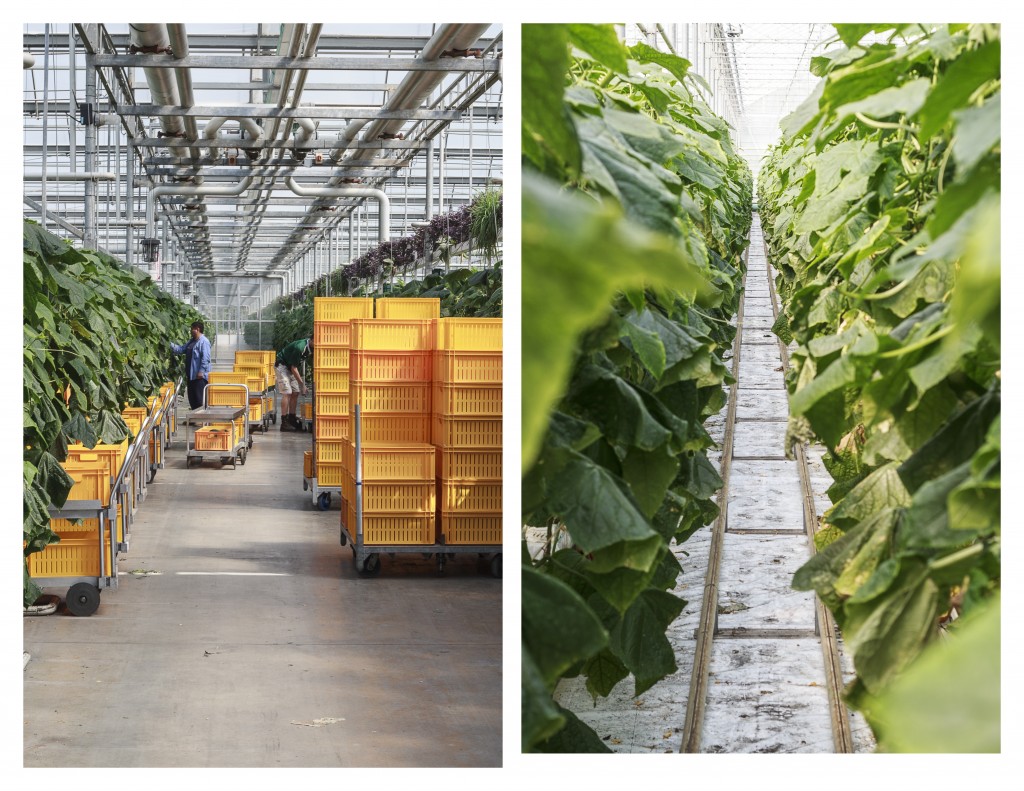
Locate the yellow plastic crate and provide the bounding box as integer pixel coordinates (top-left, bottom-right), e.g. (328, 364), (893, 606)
(344, 502), (435, 545)
(148, 432), (162, 465)
(316, 392), (350, 417)
(441, 514), (502, 545)
(432, 416), (502, 448)
(434, 351), (503, 384)
(122, 406), (148, 425)
(194, 424), (235, 451)
(233, 416), (246, 437)
(51, 503), (124, 544)
(342, 473), (435, 513)
(122, 415), (142, 437)
(431, 383), (502, 416)
(315, 416), (351, 441)
(436, 318), (503, 351)
(245, 376), (265, 396)
(314, 346), (350, 370)
(313, 321), (354, 347)
(341, 440), (435, 480)
(234, 351), (267, 367)
(248, 398), (264, 422)
(208, 372), (248, 384)
(440, 479), (503, 512)
(303, 450), (314, 479)
(374, 297), (441, 319)
(315, 369), (350, 393)
(437, 449), (503, 480)
(66, 437), (130, 479)
(28, 533), (116, 579)
(350, 319), (436, 351)
(351, 350), (432, 383)
(206, 385), (248, 407)
(314, 297), (375, 322)
(351, 382), (430, 414)
(317, 461), (345, 487)
(316, 439), (345, 464)
(60, 461), (111, 504)
(360, 413), (430, 444)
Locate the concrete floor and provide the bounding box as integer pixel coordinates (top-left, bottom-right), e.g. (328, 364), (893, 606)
(24, 407), (502, 767)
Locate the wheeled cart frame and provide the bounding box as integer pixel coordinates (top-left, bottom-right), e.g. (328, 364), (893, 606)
(337, 405), (501, 577)
(33, 498), (120, 617)
(184, 384), (251, 468)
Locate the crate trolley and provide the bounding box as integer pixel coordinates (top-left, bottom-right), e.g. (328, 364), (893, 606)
(340, 405), (502, 577)
(184, 383), (250, 468)
(243, 373), (271, 434)
(145, 391), (171, 482)
(30, 457), (131, 616)
(304, 397), (340, 510)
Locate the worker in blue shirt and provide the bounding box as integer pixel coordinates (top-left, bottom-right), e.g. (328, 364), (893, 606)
(171, 320), (212, 410)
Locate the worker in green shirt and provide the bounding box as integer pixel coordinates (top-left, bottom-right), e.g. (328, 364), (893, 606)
(275, 337), (312, 431)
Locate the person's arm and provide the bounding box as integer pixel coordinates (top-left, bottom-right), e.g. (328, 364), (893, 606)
(197, 337), (212, 379)
(170, 340), (186, 354)
(290, 365), (306, 394)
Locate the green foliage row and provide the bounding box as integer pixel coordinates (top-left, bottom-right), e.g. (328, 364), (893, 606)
(521, 24), (752, 752)
(254, 265), (503, 357)
(758, 24), (1000, 750)
(23, 220), (207, 605)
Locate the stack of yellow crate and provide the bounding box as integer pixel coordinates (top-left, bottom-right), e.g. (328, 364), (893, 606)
(341, 297), (439, 544)
(51, 437), (131, 544)
(312, 297), (375, 486)
(433, 318), (503, 546)
(340, 440), (437, 544)
(234, 352), (269, 424)
(205, 372), (248, 442)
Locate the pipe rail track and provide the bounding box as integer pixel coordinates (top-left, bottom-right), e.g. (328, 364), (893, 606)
(679, 213), (855, 754)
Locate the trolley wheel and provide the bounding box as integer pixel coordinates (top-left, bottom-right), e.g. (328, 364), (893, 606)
(148, 467), (157, 483)
(303, 479), (309, 492)
(248, 438), (253, 449)
(490, 553), (503, 579)
(240, 449), (247, 465)
(358, 553), (381, 577)
(271, 413), (276, 425)
(317, 492), (332, 511)
(65, 583), (100, 617)
(339, 530), (348, 546)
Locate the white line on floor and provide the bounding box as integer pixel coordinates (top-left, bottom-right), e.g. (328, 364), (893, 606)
(175, 571), (292, 576)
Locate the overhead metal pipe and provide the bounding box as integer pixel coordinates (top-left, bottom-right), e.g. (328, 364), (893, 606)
(203, 115), (266, 161)
(166, 24), (202, 161)
(285, 177), (389, 242)
(24, 171), (116, 181)
(128, 24), (187, 158)
(146, 176), (255, 239)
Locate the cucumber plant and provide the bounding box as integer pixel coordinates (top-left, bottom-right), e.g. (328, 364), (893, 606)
(758, 23), (999, 746)
(23, 220), (207, 606)
(521, 24), (751, 752)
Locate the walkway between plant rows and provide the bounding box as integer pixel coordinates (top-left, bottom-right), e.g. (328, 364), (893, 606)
(555, 212), (876, 753)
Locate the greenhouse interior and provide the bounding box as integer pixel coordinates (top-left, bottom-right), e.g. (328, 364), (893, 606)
(23, 22), (503, 768)
(523, 23), (1000, 756)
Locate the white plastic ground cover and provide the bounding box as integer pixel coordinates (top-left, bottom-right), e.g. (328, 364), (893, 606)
(552, 215), (876, 753)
